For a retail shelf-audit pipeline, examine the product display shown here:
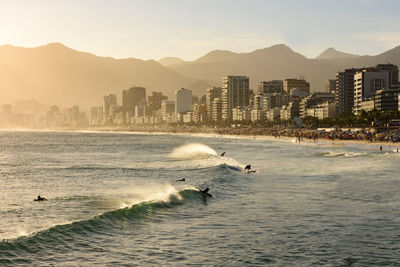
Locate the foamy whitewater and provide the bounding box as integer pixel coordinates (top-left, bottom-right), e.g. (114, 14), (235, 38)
(0, 131), (399, 265)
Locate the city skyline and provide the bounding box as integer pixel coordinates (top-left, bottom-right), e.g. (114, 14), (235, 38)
(1, 0), (400, 60)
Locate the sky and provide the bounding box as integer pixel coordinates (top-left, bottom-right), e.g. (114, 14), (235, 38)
(0, 0), (399, 61)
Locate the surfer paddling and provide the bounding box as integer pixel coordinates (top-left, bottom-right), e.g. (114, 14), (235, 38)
(176, 178), (186, 182)
(199, 188), (213, 197)
(34, 195), (47, 201)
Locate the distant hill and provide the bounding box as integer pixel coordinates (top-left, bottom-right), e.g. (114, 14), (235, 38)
(168, 44), (400, 91)
(158, 57), (186, 67)
(316, 47), (359, 59)
(0, 43), (210, 108)
(1, 42), (399, 108)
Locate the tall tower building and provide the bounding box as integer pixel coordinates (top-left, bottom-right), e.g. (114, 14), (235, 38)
(147, 92), (167, 111)
(221, 76), (249, 121)
(104, 94), (117, 119)
(206, 87), (222, 122)
(122, 87), (147, 115)
(335, 68), (363, 115)
(353, 69), (390, 115)
(324, 79), (336, 94)
(175, 88), (192, 120)
(375, 64), (399, 86)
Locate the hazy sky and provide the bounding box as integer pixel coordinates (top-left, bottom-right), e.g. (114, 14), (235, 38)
(0, 0), (399, 60)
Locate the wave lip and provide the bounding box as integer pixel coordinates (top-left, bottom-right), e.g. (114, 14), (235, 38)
(169, 143), (217, 159)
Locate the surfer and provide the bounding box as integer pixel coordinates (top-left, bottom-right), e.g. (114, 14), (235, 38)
(176, 178), (185, 182)
(221, 152), (226, 157)
(34, 195), (47, 201)
(199, 188), (212, 197)
(244, 164), (251, 173)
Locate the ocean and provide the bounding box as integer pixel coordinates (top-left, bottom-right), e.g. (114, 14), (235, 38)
(0, 130), (399, 266)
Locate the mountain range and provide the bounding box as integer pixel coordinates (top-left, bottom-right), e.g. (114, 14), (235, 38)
(0, 42), (399, 109)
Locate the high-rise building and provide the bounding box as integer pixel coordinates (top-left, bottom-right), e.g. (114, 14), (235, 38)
(90, 106), (103, 126)
(221, 76), (250, 121)
(335, 68), (363, 115)
(354, 69), (390, 115)
(104, 94), (117, 119)
(263, 93), (289, 111)
(161, 100), (175, 122)
(324, 79), (336, 94)
(122, 87), (147, 115)
(206, 87), (222, 122)
(283, 78), (310, 94)
(175, 88), (192, 116)
(258, 80), (283, 95)
(374, 88), (400, 111)
(376, 64), (399, 87)
(147, 92), (167, 111)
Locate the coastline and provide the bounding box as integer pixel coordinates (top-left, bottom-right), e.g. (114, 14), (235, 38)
(2, 127), (400, 151)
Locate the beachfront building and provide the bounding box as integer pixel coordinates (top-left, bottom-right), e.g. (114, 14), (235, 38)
(232, 106), (250, 122)
(313, 101), (336, 119)
(175, 88), (192, 122)
(354, 69), (390, 115)
(192, 103), (207, 123)
(221, 76), (250, 121)
(104, 94), (117, 121)
(374, 88), (400, 111)
(206, 86), (222, 122)
(250, 109), (264, 122)
(300, 92), (335, 118)
(90, 106), (103, 126)
(360, 99), (375, 113)
(161, 100), (175, 122)
(280, 97), (301, 121)
(266, 107), (280, 121)
(283, 78), (310, 94)
(335, 68), (363, 115)
(258, 80), (283, 94)
(147, 92), (167, 112)
(211, 98), (223, 122)
(122, 87), (147, 117)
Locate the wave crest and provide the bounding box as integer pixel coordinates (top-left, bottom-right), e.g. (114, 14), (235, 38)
(169, 143), (217, 159)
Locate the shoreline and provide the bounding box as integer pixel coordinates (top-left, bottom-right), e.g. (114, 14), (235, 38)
(2, 127), (400, 151)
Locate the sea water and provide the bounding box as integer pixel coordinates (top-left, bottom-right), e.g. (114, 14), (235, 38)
(0, 131), (399, 266)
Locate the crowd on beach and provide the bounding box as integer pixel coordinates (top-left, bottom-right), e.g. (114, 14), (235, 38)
(215, 127), (400, 143)
(104, 124), (400, 144)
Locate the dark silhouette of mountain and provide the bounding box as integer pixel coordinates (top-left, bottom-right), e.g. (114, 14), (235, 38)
(158, 57), (186, 67)
(0, 43), (210, 108)
(168, 44), (400, 91)
(316, 47), (359, 59)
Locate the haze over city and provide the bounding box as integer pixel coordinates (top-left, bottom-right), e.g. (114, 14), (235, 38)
(2, 1), (400, 266)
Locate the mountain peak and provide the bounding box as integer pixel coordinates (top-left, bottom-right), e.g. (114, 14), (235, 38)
(158, 57), (185, 67)
(195, 50), (238, 63)
(316, 47), (359, 59)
